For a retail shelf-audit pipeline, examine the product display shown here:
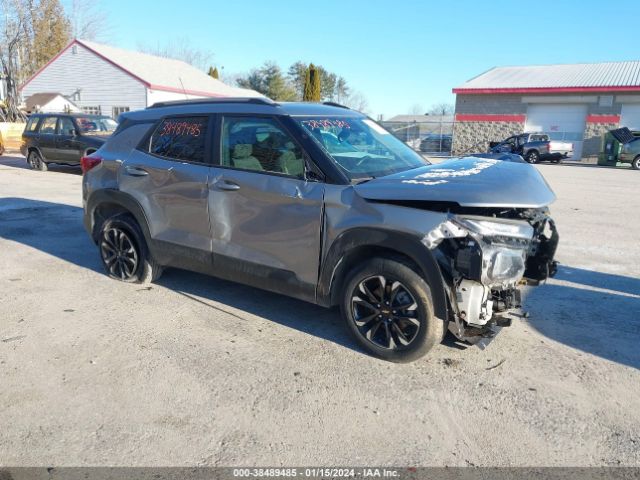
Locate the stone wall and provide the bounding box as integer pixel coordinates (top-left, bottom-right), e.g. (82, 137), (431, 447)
(583, 121), (619, 158)
(452, 121), (524, 156)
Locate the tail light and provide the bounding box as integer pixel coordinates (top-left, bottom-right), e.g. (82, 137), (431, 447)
(81, 154), (102, 174)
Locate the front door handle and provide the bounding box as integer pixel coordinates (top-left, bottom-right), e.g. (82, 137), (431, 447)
(124, 165), (149, 176)
(214, 179), (240, 191)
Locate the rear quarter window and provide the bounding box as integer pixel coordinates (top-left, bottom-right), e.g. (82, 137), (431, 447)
(25, 117), (40, 132)
(148, 117), (208, 162)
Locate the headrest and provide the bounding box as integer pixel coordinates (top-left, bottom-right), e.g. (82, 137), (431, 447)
(232, 144), (252, 159)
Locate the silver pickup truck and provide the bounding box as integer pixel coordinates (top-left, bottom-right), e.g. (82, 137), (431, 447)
(490, 133), (574, 164)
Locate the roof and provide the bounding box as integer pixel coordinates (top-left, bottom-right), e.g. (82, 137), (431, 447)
(454, 61), (640, 94)
(21, 39), (262, 99)
(29, 112), (107, 118)
(25, 92), (65, 110)
(124, 99), (364, 122)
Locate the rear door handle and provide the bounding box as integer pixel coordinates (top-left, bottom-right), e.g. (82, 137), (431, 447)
(124, 165), (149, 176)
(214, 179), (240, 191)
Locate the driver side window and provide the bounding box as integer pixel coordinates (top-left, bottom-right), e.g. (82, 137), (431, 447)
(221, 116), (305, 178)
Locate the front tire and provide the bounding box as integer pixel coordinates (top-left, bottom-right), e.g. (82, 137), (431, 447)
(98, 214), (162, 284)
(341, 257), (445, 362)
(632, 156), (640, 170)
(525, 151), (539, 164)
(27, 150), (48, 171)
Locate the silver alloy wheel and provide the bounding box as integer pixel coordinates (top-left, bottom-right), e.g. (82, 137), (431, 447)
(100, 227), (139, 280)
(527, 151), (539, 164)
(350, 275), (420, 349)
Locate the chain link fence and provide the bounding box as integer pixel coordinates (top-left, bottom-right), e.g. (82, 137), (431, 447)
(381, 120), (454, 156)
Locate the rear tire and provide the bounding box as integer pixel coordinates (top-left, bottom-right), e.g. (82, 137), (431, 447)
(340, 257), (445, 363)
(98, 213), (163, 284)
(525, 151), (539, 164)
(632, 156), (640, 170)
(28, 150), (48, 171)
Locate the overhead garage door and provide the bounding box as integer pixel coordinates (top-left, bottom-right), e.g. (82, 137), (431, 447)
(621, 104), (640, 130)
(525, 104), (587, 160)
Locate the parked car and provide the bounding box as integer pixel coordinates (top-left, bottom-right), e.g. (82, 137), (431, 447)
(21, 113), (117, 171)
(419, 133), (452, 153)
(619, 138), (640, 170)
(82, 98), (559, 362)
(489, 133), (573, 163)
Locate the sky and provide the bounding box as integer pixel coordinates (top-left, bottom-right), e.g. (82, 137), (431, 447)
(84, 0), (638, 119)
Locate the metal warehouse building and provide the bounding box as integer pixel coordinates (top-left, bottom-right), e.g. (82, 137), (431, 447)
(452, 61), (640, 159)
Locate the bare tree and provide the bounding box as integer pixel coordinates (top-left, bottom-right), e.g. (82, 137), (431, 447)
(428, 102), (454, 116)
(68, 0), (110, 41)
(344, 90), (370, 114)
(409, 103), (424, 115)
(0, 0), (28, 121)
(137, 38), (214, 72)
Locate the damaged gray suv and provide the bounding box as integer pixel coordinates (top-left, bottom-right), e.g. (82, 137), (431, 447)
(82, 98), (558, 362)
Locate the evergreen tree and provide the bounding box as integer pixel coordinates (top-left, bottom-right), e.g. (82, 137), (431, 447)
(303, 63), (321, 102)
(208, 66), (220, 79)
(302, 65), (313, 101)
(310, 63), (321, 102)
(237, 62), (297, 101)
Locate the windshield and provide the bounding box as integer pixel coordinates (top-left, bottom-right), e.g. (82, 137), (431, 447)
(295, 116), (428, 180)
(76, 116), (118, 135)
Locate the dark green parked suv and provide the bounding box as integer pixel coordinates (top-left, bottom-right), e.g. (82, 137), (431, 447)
(21, 113), (117, 171)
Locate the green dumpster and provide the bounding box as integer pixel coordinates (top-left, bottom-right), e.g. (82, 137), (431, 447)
(597, 127), (640, 166)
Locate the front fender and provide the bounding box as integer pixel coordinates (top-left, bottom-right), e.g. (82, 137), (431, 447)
(318, 227), (448, 321)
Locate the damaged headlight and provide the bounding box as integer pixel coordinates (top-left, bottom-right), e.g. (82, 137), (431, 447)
(451, 216), (534, 289)
(479, 244), (527, 287)
(453, 216), (534, 241)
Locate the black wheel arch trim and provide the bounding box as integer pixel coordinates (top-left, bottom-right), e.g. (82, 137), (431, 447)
(317, 227), (448, 321)
(85, 189), (153, 247)
(27, 146), (45, 161)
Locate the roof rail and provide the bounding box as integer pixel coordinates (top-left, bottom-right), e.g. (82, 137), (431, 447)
(149, 97), (279, 109)
(322, 101), (350, 109)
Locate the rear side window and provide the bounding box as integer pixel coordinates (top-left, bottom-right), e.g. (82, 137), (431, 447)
(149, 117), (208, 162)
(25, 117), (40, 132)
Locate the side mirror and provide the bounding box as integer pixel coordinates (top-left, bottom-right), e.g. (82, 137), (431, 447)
(304, 159), (325, 183)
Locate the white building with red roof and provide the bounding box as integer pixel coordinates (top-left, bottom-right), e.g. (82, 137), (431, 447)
(20, 39), (261, 119)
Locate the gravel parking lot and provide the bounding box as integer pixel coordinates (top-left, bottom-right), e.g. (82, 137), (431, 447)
(1, 154), (639, 467)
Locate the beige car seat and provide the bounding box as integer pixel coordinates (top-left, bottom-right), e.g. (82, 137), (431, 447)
(232, 144), (263, 171)
(277, 145), (304, 177)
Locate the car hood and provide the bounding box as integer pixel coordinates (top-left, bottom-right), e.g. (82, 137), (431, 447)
(353, 157), (556, 208)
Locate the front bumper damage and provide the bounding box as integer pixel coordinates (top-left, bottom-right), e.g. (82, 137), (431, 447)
(424, 209), (559, 346)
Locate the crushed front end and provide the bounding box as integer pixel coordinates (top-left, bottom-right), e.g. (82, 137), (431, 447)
(424, 208), (559, 346)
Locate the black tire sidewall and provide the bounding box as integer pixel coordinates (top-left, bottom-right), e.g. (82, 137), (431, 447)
(99, 215), (151, 283)
(526, 151), (538, 164)
(340, 257), (443, 363)
(29, 151), (47, 171)
(633, 156), (640, 170)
